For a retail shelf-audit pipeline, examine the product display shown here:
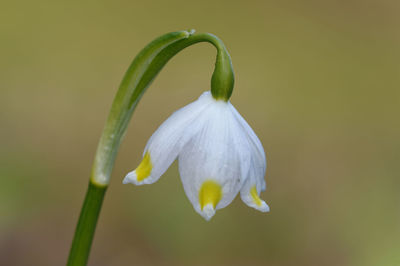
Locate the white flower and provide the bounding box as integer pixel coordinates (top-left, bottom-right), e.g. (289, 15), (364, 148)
(123, 91), (269, 220)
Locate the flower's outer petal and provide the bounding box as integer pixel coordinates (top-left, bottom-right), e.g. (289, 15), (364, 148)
(229, 105), (269, 212)
(123, 91), (213, 186)
(178, 100), (251, 220)
(240, 156), (270, 212)
(229, 104), (267, 191)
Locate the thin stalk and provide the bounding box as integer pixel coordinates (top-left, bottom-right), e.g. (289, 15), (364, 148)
(67, 182), (106, 266)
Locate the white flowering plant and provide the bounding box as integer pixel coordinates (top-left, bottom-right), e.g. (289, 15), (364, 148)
(67, 30), (269, 266)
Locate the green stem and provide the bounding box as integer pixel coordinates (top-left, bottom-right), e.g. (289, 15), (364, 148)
(67, 29), (234, 266)
(67, 182), (106, 266)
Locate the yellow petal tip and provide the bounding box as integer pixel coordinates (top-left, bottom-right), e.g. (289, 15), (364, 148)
(199, 180), (222, 210)
(135, 151), (152, 182)
(250, 186), (263, 207)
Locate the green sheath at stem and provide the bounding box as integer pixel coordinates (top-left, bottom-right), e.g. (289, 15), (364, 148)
(67, 29), (234, 266)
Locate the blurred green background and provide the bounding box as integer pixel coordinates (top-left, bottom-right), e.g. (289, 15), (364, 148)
(1, 0), (399, 265)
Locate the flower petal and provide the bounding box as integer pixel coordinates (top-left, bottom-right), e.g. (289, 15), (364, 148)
(123, 91), (214, 185)
(229, 105), (269, 212)
(230, 104), (267, 191)
(240, 156), (270, 212)
(178, 100), (251, 220)
(232, 106), (269, 212)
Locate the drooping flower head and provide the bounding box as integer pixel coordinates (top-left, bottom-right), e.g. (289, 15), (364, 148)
(123, 91), (269, 220)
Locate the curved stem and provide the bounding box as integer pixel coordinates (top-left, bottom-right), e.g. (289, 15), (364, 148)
(91, 30), (234, 187)
(67, 30), (234, 266)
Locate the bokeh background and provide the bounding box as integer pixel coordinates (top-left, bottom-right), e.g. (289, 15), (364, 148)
(1, 0), (400, 265)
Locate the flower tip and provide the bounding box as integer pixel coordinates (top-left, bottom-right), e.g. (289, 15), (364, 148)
(201, 204), (216, 221)
(122, 171), (137, 185)
(259, 201), (270, 213)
